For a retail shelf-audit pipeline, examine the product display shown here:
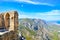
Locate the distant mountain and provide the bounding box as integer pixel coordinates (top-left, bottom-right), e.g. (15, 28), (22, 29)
(19, 18), (47, 31)
(47, 22), (60, 31)
(18, 18), (60, 40)
(19, 18), (60, 31)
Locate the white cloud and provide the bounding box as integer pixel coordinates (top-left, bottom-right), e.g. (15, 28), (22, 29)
(36, 10), (60, 21)
(19, 10), (60, 21)
(19, 14), (37, 18)
(1, 0), (54, 6)
(15, 0), (53, 6)
(36, 10), (60, 15)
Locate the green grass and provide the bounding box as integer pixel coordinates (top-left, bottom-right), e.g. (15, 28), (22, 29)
(50, 31), (59, 40)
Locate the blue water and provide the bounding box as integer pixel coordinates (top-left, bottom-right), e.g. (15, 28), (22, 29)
(56, 21), (60, 24)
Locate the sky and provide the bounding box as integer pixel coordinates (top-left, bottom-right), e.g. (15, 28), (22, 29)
(0, 0), (60, 23)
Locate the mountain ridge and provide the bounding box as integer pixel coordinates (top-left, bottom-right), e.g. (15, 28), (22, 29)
(19, 18), (60, 40)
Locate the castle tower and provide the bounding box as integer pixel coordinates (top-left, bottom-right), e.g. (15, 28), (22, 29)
(4, 11), (18, 31)
(0, 11), (19, 40)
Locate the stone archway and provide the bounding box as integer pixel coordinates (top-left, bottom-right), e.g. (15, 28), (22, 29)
(5, 13), (10, 30)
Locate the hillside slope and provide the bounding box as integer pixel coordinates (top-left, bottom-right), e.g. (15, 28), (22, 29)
(19, 18), (60, 40)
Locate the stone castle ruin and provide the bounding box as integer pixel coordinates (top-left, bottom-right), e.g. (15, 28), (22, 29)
(0, 11), (18, 40)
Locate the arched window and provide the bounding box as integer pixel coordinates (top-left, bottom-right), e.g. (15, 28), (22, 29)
(5, 13), (10, 30)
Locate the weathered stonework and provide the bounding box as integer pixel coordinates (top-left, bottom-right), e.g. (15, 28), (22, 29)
(0, 11), (18, 40)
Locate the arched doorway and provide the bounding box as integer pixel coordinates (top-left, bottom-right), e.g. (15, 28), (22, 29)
(5, 13), (10, 30)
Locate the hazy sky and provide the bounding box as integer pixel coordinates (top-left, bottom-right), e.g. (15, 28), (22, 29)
(0, 0), (60, 22)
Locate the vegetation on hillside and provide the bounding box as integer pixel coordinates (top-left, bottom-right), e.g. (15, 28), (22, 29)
(19, 24), (36, 40)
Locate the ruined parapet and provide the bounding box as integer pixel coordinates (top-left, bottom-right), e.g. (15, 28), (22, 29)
(0, 11), (18, 40)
